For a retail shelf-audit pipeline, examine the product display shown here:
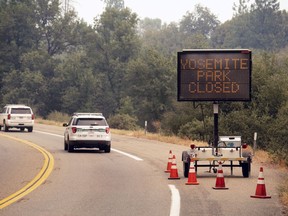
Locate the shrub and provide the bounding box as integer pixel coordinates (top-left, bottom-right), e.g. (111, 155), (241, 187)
(178, 120), (206, 140)
(47, 111), (70, 123)
(108, 114), (139, 130)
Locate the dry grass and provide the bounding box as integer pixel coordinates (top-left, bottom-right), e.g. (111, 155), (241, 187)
(36, 118), (64, 127)
(279, 178), (288, 205)
(280, 178), (288, 209)
(253, 149), (288, 208)
(111, 128), (208, 147)
(253, 149), (272, 164)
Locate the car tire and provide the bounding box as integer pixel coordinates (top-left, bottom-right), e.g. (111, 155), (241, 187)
(68, 141), (74, 152)
(4, 123), (9, 132)
(64, 140), (68, 151)
(104, 145), (111, 153)
(104, 141), (111, 153)
(28, 127), (33, 132)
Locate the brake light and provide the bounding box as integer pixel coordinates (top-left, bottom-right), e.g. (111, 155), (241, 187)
(32, 114), (35, 120)
(7, 114), (11, 120)
(242, 143), (248, 149)
(106, 127), (110, 134)
(72, 127), (77, 133)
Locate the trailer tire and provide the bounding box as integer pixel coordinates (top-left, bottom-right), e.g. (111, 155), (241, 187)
(242, 162), (251, 178)
(183, 162), (190, 178)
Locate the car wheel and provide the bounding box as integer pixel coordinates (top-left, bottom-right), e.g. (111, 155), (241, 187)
(27, 127), (33, 132)
(68, 141), (74, 152)
(104, 145), (111, 153)
(4, 123), (9, 132)
(64, 140), (68, 151)
(104, 141), (111, 153)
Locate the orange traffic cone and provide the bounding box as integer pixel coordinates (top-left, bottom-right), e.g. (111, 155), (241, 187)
(251, 167), (271, 199)
(185, 159), (199, 185)
(165, 150), (173, 173)
(168, 155), (180, 180)
(213, 163), (228, 190)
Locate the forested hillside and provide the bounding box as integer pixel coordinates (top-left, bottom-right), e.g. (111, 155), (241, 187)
(1, 0), (288, 164)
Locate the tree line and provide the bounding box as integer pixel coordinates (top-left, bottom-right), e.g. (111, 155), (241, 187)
(0, 0), (288, 164)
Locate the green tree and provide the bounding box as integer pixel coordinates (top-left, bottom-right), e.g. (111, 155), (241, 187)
(179, 4), (220, 38)
(138, 17), (162, 35)
(268, 102), (288, 164)
(125, 48), (175, 129)
(232, 0), (250, 15)
(252, 53), (287, 117)
(35, 0), (83, 56)
(139, 22), (182, 57)
(161, 102), (213, 140)
(52, 51), (100, 115)
(0, 0), (89, 110)
(0, 0), (38, 73)
(90, 6), (139, 114)
(102, 0), (124, 9)
(1, 69), (45, 109)
(212, 0), (288, 49)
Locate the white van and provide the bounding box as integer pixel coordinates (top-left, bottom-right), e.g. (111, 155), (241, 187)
(0, 104), (34, 132)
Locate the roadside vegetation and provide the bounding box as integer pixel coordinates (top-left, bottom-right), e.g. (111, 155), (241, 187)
(36, 116), (288, 207)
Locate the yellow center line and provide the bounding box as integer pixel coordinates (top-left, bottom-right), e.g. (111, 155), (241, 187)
(0, 133), (54, 209)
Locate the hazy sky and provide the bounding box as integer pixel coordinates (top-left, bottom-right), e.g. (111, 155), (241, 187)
(71, 0), (288, 25)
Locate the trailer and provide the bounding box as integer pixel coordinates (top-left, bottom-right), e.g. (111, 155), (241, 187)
(182, 136), (252, 178)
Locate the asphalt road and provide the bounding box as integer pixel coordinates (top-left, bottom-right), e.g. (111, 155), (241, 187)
(0, 124), (286, 216)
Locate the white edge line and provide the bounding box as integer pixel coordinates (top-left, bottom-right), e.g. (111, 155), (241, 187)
(34, 130), (143, 161)
(111, 148), (143, 161)
(34, 130), (63, 138)
(168, 184), (181, 216)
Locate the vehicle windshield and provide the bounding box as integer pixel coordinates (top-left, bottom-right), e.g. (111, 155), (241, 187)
(74, 118), (107, 126)
(11, 108), (31, 114)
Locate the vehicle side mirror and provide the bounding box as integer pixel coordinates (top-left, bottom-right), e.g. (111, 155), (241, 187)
(63, 123), (68, 127)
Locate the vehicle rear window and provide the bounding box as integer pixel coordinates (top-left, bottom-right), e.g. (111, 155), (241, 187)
(75, 118), (107, 126)
(11, 108), (31, 114)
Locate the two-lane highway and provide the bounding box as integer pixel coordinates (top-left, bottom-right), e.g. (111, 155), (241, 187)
(0, 123), (285, 215)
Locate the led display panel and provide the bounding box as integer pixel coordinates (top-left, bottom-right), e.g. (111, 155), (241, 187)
(177, 49), (252, 101)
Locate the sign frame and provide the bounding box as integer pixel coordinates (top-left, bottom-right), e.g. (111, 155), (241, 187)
(177, 49), (252, 102)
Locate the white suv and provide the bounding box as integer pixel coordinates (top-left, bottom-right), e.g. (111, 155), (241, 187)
(0, 104), (34, 132)
(63, 113), (111, 153)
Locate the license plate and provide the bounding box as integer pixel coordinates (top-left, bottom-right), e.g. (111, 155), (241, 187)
(88, 130), (94, 135)
(78, 134), (87, 137)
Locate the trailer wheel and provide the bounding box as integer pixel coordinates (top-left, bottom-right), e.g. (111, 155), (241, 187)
(183, 162), (190, 178)
(242, 162), (251, 178)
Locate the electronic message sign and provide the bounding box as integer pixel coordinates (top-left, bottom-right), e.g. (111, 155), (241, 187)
(177, 49), (252, 101)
